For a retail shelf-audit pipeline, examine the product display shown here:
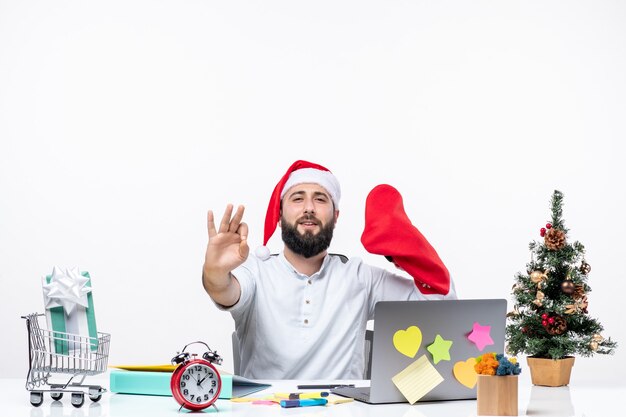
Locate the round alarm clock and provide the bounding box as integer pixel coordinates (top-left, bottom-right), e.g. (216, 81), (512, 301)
(170, 341), (223, 411)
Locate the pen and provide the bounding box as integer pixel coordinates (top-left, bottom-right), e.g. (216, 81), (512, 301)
(280, 398), (328, 408)
(297, 384), (355, 389)
(275, 391), (329, 399)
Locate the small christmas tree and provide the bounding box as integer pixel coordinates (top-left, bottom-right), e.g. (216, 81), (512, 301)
(506, 190), (616, 359)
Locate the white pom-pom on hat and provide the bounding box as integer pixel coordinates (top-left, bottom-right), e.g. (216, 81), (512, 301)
(255, 245), (271, 261)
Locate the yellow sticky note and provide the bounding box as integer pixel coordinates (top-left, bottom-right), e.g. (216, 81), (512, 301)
(325, 394), (354, 405)
(393, 325), (422, 358)
(391, 355), (444, 404)
(230, 396), (276, 403)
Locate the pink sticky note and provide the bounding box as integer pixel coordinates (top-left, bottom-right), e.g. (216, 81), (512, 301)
(252, 400), (277, 405)
(467, 322), (493, 351)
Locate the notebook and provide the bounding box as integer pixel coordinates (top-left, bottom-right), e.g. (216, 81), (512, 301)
(109, 366), (270, 398)
(334, 299), (507, 404)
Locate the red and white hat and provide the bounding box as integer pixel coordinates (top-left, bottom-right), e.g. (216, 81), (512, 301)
(361, 184), (451, 295)
(255, 160), (341, 260)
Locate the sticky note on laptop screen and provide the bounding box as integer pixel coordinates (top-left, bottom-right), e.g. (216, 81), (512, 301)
(391, 355), (444, 404)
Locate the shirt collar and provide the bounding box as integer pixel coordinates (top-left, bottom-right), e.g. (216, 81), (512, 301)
(279, 251), (331, 279)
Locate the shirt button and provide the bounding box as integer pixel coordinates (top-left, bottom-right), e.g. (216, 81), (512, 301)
(307, 279), (312, 285)
(304, 319), (309, 324)
(305, 300), (310, 304)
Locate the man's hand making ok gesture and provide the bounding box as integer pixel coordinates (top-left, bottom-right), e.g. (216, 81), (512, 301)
(202, 204), (249, 307)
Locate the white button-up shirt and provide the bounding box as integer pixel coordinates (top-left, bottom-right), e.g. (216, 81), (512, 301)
(217, 252), (457, 379)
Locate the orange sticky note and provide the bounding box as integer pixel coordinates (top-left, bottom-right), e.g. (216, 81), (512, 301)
(453, 357), (478, 389)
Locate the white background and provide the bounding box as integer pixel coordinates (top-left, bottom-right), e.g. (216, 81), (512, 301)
(1, 0), (624, 383)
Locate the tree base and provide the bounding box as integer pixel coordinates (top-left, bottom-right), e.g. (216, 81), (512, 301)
(527, 356), (575, 387)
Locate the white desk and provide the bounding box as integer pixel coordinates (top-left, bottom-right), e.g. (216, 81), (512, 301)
(1, 373), (624, 417)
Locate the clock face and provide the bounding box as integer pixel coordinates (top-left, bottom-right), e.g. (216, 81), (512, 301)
(178, 362), (220, 407)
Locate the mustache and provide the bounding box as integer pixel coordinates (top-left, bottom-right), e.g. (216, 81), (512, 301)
(297, 215), (320, 225)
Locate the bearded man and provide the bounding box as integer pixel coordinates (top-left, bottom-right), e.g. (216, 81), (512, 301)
(202, 160), (456, 379)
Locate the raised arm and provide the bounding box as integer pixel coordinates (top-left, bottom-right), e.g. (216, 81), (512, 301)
(202, 204), (249, 307)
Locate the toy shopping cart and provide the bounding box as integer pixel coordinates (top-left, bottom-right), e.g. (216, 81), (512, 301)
(22, 313), (111, 407)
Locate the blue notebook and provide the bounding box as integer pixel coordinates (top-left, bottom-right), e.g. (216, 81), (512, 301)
(109, 369), (270, 399)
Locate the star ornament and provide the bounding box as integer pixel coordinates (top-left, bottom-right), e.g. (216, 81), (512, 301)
(42, 267), (91, 315)
(426, 334), (453, 364)
(467, 322), (494, 351)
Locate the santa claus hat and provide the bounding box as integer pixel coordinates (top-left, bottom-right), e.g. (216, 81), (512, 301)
(361, 184), (450, 295)
(254, 160), (341, 260)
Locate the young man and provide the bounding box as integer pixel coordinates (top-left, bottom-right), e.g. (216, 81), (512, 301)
(202, 160), (456, 379)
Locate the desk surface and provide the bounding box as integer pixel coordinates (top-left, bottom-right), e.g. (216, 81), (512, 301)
(1, 372), (624, 417)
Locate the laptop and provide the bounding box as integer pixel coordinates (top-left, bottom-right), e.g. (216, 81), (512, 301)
(334, 299), (507, 404)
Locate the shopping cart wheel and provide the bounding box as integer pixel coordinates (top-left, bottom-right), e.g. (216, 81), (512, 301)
(50, 391), (64, 401)
(30, 391), (44, 407)
(71, 392), (84, 408)
(88, 386), (103, 402)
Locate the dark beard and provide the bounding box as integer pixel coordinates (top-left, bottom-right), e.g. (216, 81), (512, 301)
(281, 215), (335, 258)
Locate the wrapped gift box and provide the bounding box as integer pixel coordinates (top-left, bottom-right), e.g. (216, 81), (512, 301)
(42, 267), (99, 354)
